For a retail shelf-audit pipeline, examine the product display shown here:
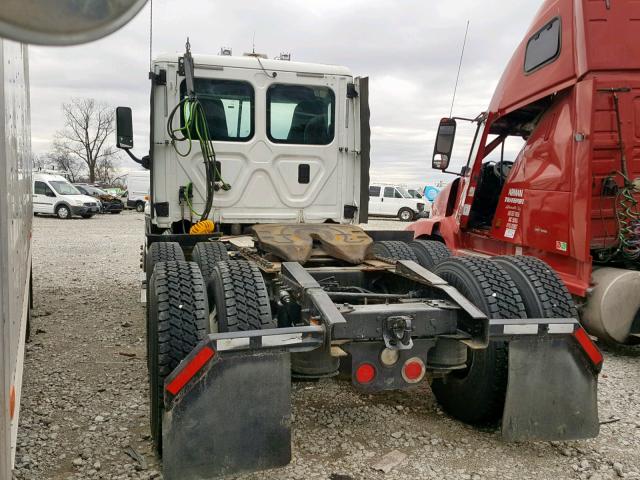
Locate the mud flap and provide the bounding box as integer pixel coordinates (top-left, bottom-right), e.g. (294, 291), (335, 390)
(502, 337), (599, 441)
(163, 349), (291, 480)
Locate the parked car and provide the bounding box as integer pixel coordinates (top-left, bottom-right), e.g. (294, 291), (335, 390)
(368, 183), (428, 221)
(32, 173), (100, 219)
(74, 184), (124, 214)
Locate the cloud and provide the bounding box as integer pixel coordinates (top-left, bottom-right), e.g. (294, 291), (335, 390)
(29, 0), (543, 180)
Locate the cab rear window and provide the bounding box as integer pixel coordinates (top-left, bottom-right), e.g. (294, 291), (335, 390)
(524, 17), (561, 73)
(267, 84), (335, 145)
(180, 78), (254, 141)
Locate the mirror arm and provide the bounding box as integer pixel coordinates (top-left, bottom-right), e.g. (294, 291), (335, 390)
(123, 148), (150, 170)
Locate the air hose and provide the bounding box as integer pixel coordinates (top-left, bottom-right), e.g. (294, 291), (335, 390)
(600, 172), (640, 263)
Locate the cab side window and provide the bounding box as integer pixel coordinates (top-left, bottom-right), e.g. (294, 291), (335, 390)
(35, 181), (55, 197)
(383, 187), (396, 198)
(369, 186), (381, 197)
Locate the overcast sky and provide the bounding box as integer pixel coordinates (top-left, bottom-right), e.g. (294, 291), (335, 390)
(29, 0), (542, 186)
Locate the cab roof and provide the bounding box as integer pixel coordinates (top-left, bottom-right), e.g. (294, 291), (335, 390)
(489, 0), (640, 119)
(153, 53), (353, 77)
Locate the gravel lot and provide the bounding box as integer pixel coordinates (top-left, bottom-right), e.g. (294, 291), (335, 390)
(15, 212), (640, 480)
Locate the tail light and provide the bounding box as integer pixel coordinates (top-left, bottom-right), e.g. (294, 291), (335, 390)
(402, 357), (425, 383)
(572, 327), (603, 372)
(355, 363), (376, 384)
(166, 346), (216, 395)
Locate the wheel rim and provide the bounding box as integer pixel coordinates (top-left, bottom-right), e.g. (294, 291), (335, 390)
(58, 207), (69, 219)
(401, 211), (411, 221)
(136, 204), (144, 212)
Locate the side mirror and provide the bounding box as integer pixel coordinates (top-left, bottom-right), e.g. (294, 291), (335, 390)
(0, 0), (148, 46)
(432, 118), (457, 171)
(116, 107), (134, 149)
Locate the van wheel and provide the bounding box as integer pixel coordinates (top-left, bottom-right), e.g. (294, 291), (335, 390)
(148, 261), (208, 454)
(398, 208), (414, 222)
(136, 202), (145, 213)
(56, 205), (71, 219)
(431, 257), (526, 424)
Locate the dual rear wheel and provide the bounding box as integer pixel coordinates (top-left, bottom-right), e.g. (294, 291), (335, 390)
(146, 241), (274, 453)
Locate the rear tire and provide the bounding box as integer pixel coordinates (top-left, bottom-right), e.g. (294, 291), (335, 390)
(192, 242), (230, 308)
(431, 257), (526, 424)
(148, 261), (209, 454)
(136, 201), (145, 213)
(372, 240), (418, 262)
(398, 208), (415, 222)
(208, 260), (275, 333)
(492, 255), (578, 318)
(409, 239), (451, 270)
(145, 242), (185, 284)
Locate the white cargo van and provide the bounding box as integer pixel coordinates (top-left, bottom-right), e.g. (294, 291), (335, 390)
(368, 183), (428, 221)
(124, 170), (149, 212)
(32, 173), (100, 219)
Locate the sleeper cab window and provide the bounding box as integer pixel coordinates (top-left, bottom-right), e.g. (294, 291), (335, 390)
(267, 84), (335, 145)
(524, 17), (561, 73)
(179, 78), (255, 141)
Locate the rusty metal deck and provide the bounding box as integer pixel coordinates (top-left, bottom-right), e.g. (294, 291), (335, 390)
(251, 224), (374, 265)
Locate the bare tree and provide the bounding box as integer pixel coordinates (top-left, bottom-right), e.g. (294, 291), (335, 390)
(47, 150), (84, 182)
(54, 98), (116, 183)
(94, 148), (118, 184)
(31, 153), (48, 171)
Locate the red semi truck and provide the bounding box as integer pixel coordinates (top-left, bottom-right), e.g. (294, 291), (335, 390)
(409, 0), (640, 345)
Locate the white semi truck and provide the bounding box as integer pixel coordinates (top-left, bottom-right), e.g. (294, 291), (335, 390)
(0, 2), (147, 478)
(115, 43), (605, 479)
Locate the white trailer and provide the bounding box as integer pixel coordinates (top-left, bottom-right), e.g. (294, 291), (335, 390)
(0, 38), (31, 477)
(0, 2), (148, 478)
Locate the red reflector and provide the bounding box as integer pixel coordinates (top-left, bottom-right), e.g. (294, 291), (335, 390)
(403, 361), (423, 381)
(355, 363), (376, 384)
(573, 327), (603, 370)
(402, 357), (426, 383)
(166, 346), (215, 395)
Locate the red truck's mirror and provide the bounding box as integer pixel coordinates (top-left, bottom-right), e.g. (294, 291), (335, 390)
(432, 118), (457, 170)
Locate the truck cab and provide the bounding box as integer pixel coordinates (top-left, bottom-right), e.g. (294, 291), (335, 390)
(118, 52), (369, 234)
(409, 0), (640, 344)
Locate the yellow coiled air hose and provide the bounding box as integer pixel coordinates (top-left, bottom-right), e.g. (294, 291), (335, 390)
(189, 219), (215, 235)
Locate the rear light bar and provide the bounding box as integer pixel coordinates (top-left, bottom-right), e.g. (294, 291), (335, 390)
(166, 346), (216, 395)
(572, 327), (603, 372)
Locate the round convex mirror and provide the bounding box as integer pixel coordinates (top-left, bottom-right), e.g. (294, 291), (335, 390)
(0, 0), (147, 45)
